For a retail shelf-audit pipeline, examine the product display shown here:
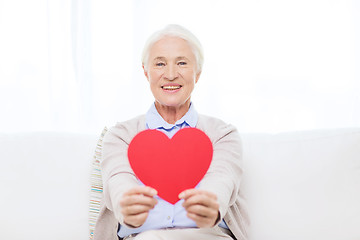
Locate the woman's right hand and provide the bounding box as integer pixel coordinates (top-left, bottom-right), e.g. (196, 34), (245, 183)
(120, 186), (158, 227)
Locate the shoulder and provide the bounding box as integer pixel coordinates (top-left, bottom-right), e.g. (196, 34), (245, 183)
(104, 115), (146, 144)
(113, 114), (146, 131)
(197, 114), (240, 143)
(197, 114), (229, 128)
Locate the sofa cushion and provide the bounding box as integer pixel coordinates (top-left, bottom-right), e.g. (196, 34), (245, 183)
(0, 132), (98, 240)
(241, 128), (360, 240)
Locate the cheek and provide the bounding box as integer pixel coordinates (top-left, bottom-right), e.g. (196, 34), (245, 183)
(188, 72), (197, 83)
(149, 71), (163, 82)
(179, 68), (195, 79)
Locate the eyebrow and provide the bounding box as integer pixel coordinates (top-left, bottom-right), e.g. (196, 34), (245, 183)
(153, 57), (166, 62)
(175, 56), (190, 61)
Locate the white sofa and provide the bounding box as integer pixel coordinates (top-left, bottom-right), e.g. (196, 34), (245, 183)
(1, 128), (359, 240)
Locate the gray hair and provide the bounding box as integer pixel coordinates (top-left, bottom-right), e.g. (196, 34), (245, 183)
(141, 24), (204, 73)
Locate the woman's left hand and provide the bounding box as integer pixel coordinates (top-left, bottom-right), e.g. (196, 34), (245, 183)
(179, 189), (220, 228)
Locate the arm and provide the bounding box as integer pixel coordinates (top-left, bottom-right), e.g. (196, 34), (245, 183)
(101, 122), (156, 227)
(181, 120), (242, 227)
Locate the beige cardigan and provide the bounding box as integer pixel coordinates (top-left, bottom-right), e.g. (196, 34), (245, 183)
(94, 114), (249, 240)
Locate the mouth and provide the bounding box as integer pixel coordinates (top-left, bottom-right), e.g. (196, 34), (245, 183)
(161, 85), (182, 91)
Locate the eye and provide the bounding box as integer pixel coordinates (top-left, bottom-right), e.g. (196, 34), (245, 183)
(156, 62), (165, 67)
(178, 61), (187, 66)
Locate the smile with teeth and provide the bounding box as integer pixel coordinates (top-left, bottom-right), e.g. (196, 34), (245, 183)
(162, 85), (181, 90)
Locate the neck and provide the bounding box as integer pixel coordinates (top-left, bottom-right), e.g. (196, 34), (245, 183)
(154, 101), (190, 124)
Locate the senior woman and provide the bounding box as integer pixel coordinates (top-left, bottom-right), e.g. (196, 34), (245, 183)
(94, 24), (249, 240)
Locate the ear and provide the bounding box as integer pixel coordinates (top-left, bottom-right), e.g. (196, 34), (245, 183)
(143, 65), (149, 81)
(195, 71), (201, 84)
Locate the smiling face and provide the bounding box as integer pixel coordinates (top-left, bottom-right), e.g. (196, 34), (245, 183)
(144, 36), (201, 122)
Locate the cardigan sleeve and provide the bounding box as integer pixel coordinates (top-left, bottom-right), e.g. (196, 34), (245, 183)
(197, 116), (243, 224)
(100, 117), (145, 225)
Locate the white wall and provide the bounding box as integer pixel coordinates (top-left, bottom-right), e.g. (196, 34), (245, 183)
(1, 0), (359, 133)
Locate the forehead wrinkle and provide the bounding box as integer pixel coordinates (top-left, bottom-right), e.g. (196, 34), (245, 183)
(152, 56), (191, 62)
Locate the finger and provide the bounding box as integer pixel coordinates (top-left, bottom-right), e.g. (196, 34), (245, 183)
(120, 193), (158, 208)
(186, 212), (216, 228)
(121, 203), (156, 216)
(124, 212), (149, 228)
(121, 186), (158, 207)
(179, 189), (217, 200)
(182, 193), (219, 210)
(185, 204), (218, 218)
(123, 186), (158, 197)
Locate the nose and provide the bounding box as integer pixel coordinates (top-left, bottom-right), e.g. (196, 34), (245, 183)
(164, 64), (178, 81)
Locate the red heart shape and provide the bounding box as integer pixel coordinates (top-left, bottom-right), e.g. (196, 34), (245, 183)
(128, 128), (213, 204)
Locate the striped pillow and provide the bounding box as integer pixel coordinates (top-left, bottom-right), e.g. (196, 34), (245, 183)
(89, 127), (108, 239)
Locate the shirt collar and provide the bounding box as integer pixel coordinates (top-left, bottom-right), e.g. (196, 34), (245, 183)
(145, 102), (198, 130)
